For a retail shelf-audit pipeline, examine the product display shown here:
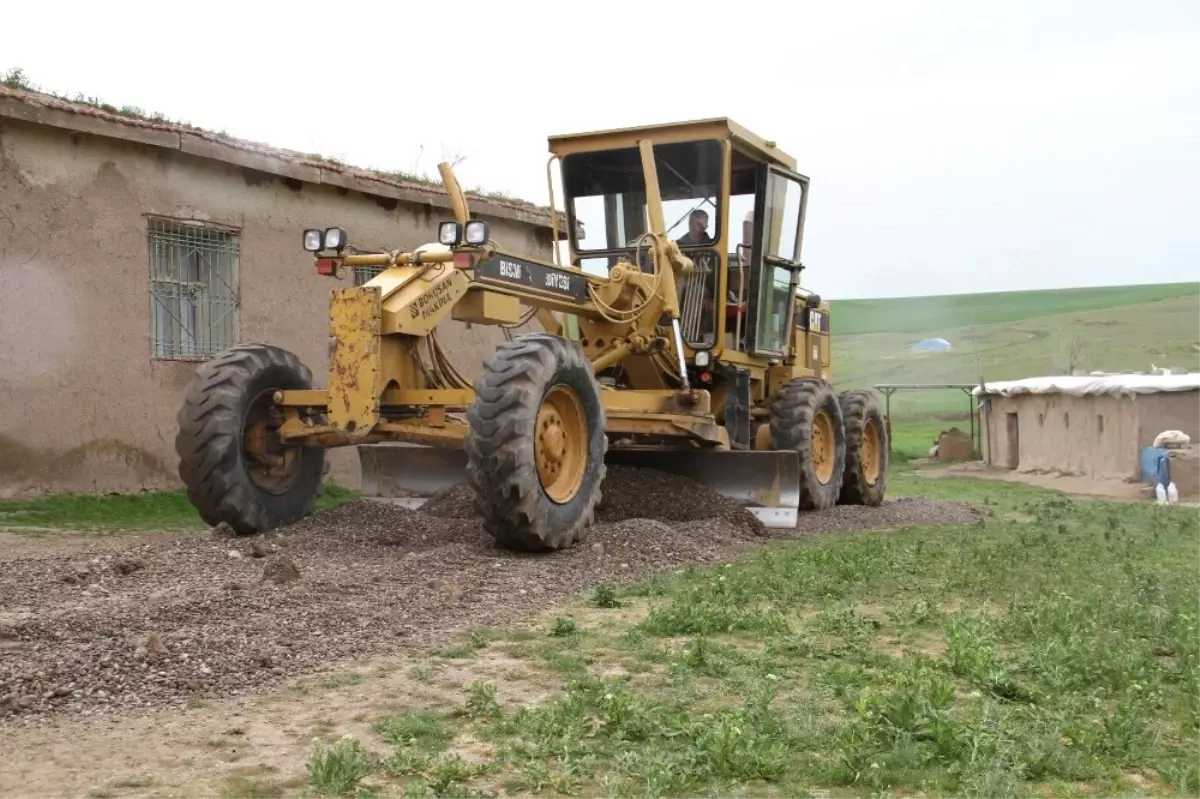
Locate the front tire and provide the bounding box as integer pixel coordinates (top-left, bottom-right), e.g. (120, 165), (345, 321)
(839, 390), (888, 506)
(465, 333), (606, 551)
(175, 344), (325, 534)
(770, 378), (846, 510)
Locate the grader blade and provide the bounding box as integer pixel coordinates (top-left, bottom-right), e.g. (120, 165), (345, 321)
(358, 443), (801, 529)
(358, 444), (469, 509)
(603, 448), (801, 529)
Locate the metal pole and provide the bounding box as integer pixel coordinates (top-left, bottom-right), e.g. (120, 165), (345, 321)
(965, 388), (976, 459)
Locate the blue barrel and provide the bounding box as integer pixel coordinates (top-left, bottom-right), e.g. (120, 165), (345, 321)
(1140, 447), (1171, 486)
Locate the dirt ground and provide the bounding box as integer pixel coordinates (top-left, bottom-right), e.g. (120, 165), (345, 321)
(920, 460), (1200, 504)
(0, 466), (980, 797)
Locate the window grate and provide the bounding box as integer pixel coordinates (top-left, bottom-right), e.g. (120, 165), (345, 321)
(148, 218), (239, 360)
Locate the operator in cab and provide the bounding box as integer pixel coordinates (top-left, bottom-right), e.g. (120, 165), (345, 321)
(676, 209), (714, 247)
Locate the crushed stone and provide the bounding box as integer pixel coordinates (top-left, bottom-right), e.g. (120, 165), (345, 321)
(0, 466), (978, 725)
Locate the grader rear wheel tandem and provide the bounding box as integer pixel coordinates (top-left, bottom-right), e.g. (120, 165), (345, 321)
(769, 378), (847, 511)
(838, 390), (889, 506)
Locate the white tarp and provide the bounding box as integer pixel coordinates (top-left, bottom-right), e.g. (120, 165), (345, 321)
(973, 373), (1200, 398)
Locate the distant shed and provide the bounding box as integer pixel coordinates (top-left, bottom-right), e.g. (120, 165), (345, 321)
(974, 375), (1200, 491)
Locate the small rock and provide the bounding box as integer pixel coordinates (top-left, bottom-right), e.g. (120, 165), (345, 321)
(271, 666), (285, 676)
(225, 582), (244, 592)
(111, 558), (143, 576)
(620, 562), (629, 569)
(17, 695), (34, 709)
(591, 543), (605, 556)
(227, 550), (243, 560)
(261, 555), (301, 585)
(199, 666), (212, 676)
(52, 686), (70, 698)
(145, 633), (169, 656)
(249, 541), (268, 558)
(212, 522), (236, 539)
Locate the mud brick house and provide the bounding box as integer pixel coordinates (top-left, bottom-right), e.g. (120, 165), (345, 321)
(976, 374), (1200, 495)
(0, 87), (562, 496)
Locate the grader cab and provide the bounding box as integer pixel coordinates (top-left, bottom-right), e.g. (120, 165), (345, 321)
(174, 117), (888, 550)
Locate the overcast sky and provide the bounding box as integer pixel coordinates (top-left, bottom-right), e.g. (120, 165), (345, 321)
(5, 0), (1197, 299)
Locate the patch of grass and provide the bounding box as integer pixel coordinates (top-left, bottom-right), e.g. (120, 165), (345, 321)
(307, 737), (377, 798)
(408, 666), (433, 683)
(220, 772), (304, 799)
(588, 584), (622, 608)
(374, 710), (454, 751)
(460, 681), (502, 721)
(549, 617), (579, 637)
(320, 672), (363, 690)
(435, 628), (496, 660)
(0, 483), (357, 532)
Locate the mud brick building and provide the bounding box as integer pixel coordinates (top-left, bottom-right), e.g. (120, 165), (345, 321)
(976, 374), (1200, 495)
(0, 87), (561, 496)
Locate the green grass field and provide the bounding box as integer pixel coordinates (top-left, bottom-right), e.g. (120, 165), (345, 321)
(298, 473), (1199, 799)
(829, 282), (1200, 418)
(830, 282), (1199, 336)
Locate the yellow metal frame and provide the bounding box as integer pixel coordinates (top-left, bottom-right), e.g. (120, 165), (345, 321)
(278, 117), (830, 454)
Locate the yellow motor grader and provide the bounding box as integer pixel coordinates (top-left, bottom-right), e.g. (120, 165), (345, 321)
(175, 118), (888, 550)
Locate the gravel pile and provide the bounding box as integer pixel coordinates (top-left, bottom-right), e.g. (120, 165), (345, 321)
(0, 467), (977, 725)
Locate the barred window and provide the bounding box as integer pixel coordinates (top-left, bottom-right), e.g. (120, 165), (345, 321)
(148, 218), (239, 359)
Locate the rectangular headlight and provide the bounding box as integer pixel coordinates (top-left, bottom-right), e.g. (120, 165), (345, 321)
(438, 222), (462, 246)
(303, 229), (324, 252)
(324, 227), (348, 251)
(464, 220), (490, 246)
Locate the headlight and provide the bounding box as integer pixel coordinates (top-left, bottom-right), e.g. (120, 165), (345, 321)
(694, 350), (711, 368)
(464, 220), (490, 246)
(303, 229), (324, 252)
(438, 222), (462, 246)
(324, 227), (348, 251)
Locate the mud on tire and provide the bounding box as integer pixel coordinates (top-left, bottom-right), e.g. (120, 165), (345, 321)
(175, 344), (325, 535)
(838, 389), (888, 506)
(465, 333), (607, 551)
(769, 377), (846, 510)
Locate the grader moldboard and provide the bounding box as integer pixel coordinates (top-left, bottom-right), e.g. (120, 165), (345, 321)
(175, 118), (889, 550)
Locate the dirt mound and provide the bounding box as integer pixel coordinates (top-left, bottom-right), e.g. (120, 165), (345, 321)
(593, 466), (767, 535)
(422, 465), (766, 537)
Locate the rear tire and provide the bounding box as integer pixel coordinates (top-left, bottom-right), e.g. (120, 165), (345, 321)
(466, 333), (607, 551)
(175, 344), (325, 535)
(838, 390), (888, 506)
(770, 378), (845, 510)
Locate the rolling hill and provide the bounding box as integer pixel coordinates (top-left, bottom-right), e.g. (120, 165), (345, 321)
(829, 282), (1200, 418)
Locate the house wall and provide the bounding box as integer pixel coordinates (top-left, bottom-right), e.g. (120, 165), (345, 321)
(0, 118), (547, 496)
(1134, 391), (1200, 448)
(982, 393), (1139, 479)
